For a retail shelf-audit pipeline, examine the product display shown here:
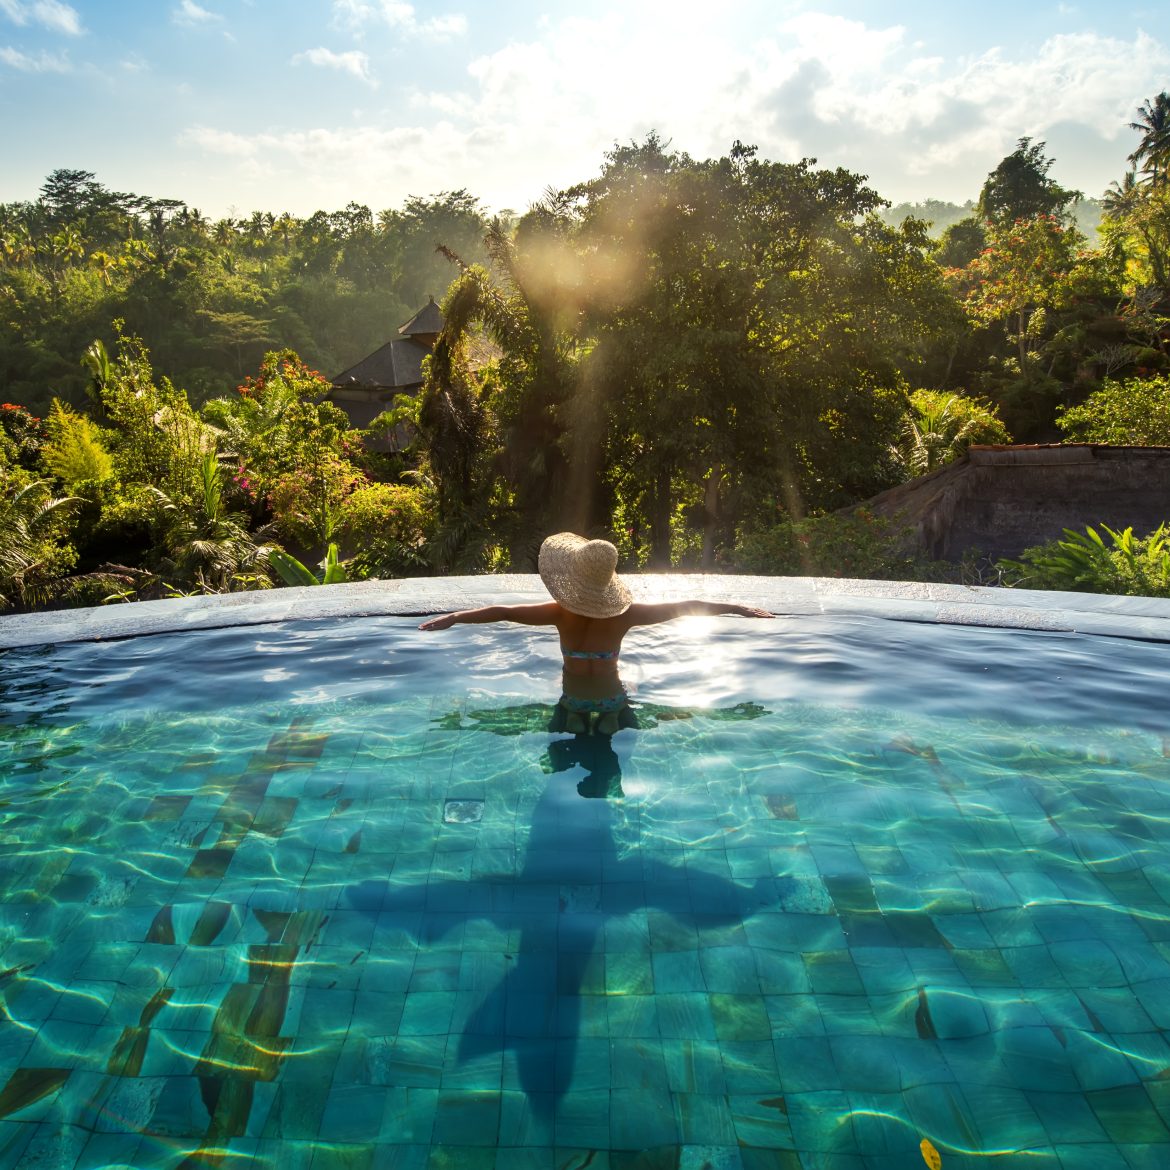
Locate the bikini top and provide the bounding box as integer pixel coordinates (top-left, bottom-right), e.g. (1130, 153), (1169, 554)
(563, 649), (619, 661)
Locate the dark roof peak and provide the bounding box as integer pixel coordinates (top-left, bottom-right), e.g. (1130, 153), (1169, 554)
(398, 296), (443, 337)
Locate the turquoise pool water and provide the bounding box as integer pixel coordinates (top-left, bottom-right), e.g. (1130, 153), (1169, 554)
(0, 614), (1168, 1170)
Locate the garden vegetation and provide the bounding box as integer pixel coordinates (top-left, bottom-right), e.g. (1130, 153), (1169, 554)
(1, 94), (1168, 610)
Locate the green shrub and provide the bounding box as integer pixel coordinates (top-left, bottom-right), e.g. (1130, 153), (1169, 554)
(337, 481), (435, 578)
(999, 523), (1170, 597)
(1056, 374), (1170, 445)
(730, 510), (949, 581)
(0, 474), (79, 611)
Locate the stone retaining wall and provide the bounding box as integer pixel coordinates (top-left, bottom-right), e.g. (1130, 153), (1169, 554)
(862, 444), (1170, 560)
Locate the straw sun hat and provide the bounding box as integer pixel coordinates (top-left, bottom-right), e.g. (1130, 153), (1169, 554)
(538, 532), (632, 619)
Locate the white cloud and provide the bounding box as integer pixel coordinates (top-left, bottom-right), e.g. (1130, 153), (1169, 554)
(0, 43), (70, 70)
(743, 24), (1170, 197)
(291, 46), (376, 87)
(32, 0), (79, 34)
(433, 13), (1170, 202)
(331, 0), (466, 41)
(180, 14), (1170, 212)
(181, 121), (486, 210)
(173, 0), (222, 26)
(0, 0), (81, 34)
(182, 126), (259, 156)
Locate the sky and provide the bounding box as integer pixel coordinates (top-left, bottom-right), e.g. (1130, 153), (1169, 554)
(1, 0), (1167, 219)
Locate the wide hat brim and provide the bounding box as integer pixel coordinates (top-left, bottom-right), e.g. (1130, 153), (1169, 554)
(538, 533), (632, 618)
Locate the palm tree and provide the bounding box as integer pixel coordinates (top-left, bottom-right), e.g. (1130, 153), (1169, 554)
(271, 213), (297, 253)
(89, 249), (119, 287)
(1102, 170), (1141, 219)
(48, 225), (84, 273)
(0, 224), (34, 269)
(244, 211), (271, 253)
(1128, 91), (1170, 187)
(898, 392), (1008, 476)
(181, 207), (210, 240)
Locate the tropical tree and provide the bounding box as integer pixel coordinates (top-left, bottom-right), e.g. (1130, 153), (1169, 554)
(96, 326), (208, 504)
(1129, 92), (1170, 188)
(959, 214), (1105, 434)
(89, 249), (120, 287)
(933, 218), (987, 269)
(202, 349), (364, 556)
(1099, 172), (1170, 290)
(418, 271), (497, 522)
(571, 138), (955, 562)
(976, 138), (1080, 225)
(419, 207), (580, 564)
(1103, 171), (1142, 220)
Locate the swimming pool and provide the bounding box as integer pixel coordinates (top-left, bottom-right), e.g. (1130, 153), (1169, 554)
(1, 580), (1169, 1169)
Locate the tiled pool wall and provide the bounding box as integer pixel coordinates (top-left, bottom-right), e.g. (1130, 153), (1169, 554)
(2, 575), (1169, 649)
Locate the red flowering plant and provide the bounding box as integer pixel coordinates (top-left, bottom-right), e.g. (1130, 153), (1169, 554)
(0, 402), (45, 469)
(268, 457), (367, 550)
(961, 215), (1086, 363)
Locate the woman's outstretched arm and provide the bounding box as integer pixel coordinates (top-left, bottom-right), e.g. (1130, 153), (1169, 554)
(419, 602), (560, 631)
(624, 600), (774, 628)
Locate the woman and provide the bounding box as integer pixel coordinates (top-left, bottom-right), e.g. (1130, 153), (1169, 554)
(420, 532), (773, 734)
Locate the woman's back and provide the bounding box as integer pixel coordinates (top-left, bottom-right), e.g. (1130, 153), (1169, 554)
(555, 608), (627, 677)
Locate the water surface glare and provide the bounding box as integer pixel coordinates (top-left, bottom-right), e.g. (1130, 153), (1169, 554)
(0, 614), (1168, 1168)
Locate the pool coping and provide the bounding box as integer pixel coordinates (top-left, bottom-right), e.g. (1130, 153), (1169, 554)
(2, 574), (1169, 648)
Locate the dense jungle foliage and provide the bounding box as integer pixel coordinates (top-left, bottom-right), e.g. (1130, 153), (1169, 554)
(1, 94), (1169, 610)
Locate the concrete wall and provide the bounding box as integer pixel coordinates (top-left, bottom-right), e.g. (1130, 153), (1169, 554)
(862, 445), (1170, 560)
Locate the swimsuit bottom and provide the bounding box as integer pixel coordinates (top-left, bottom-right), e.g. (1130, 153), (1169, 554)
(563, 649), (619, 661)
(559, 691), (628, 715)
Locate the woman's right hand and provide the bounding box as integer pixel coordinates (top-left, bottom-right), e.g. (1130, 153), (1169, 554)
(419, 613), (457, 631)
(733, 604), (775, 619)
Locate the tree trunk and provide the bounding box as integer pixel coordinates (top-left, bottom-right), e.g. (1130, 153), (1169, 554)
(701, 466), (722, 569)
(648, 467), (672, 568)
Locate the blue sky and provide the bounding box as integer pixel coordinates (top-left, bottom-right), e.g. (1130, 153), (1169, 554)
(1, 0), (1167, 218)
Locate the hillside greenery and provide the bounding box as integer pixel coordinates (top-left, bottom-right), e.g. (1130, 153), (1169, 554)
(2, 93), (1169, 609)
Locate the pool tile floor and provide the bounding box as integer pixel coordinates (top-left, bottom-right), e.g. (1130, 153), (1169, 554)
(1, 637), (1170, 1168)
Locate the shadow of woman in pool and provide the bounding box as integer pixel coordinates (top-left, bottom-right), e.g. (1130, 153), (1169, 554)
(347, 692), (775, 1119)
(541, 727), (627, 799)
